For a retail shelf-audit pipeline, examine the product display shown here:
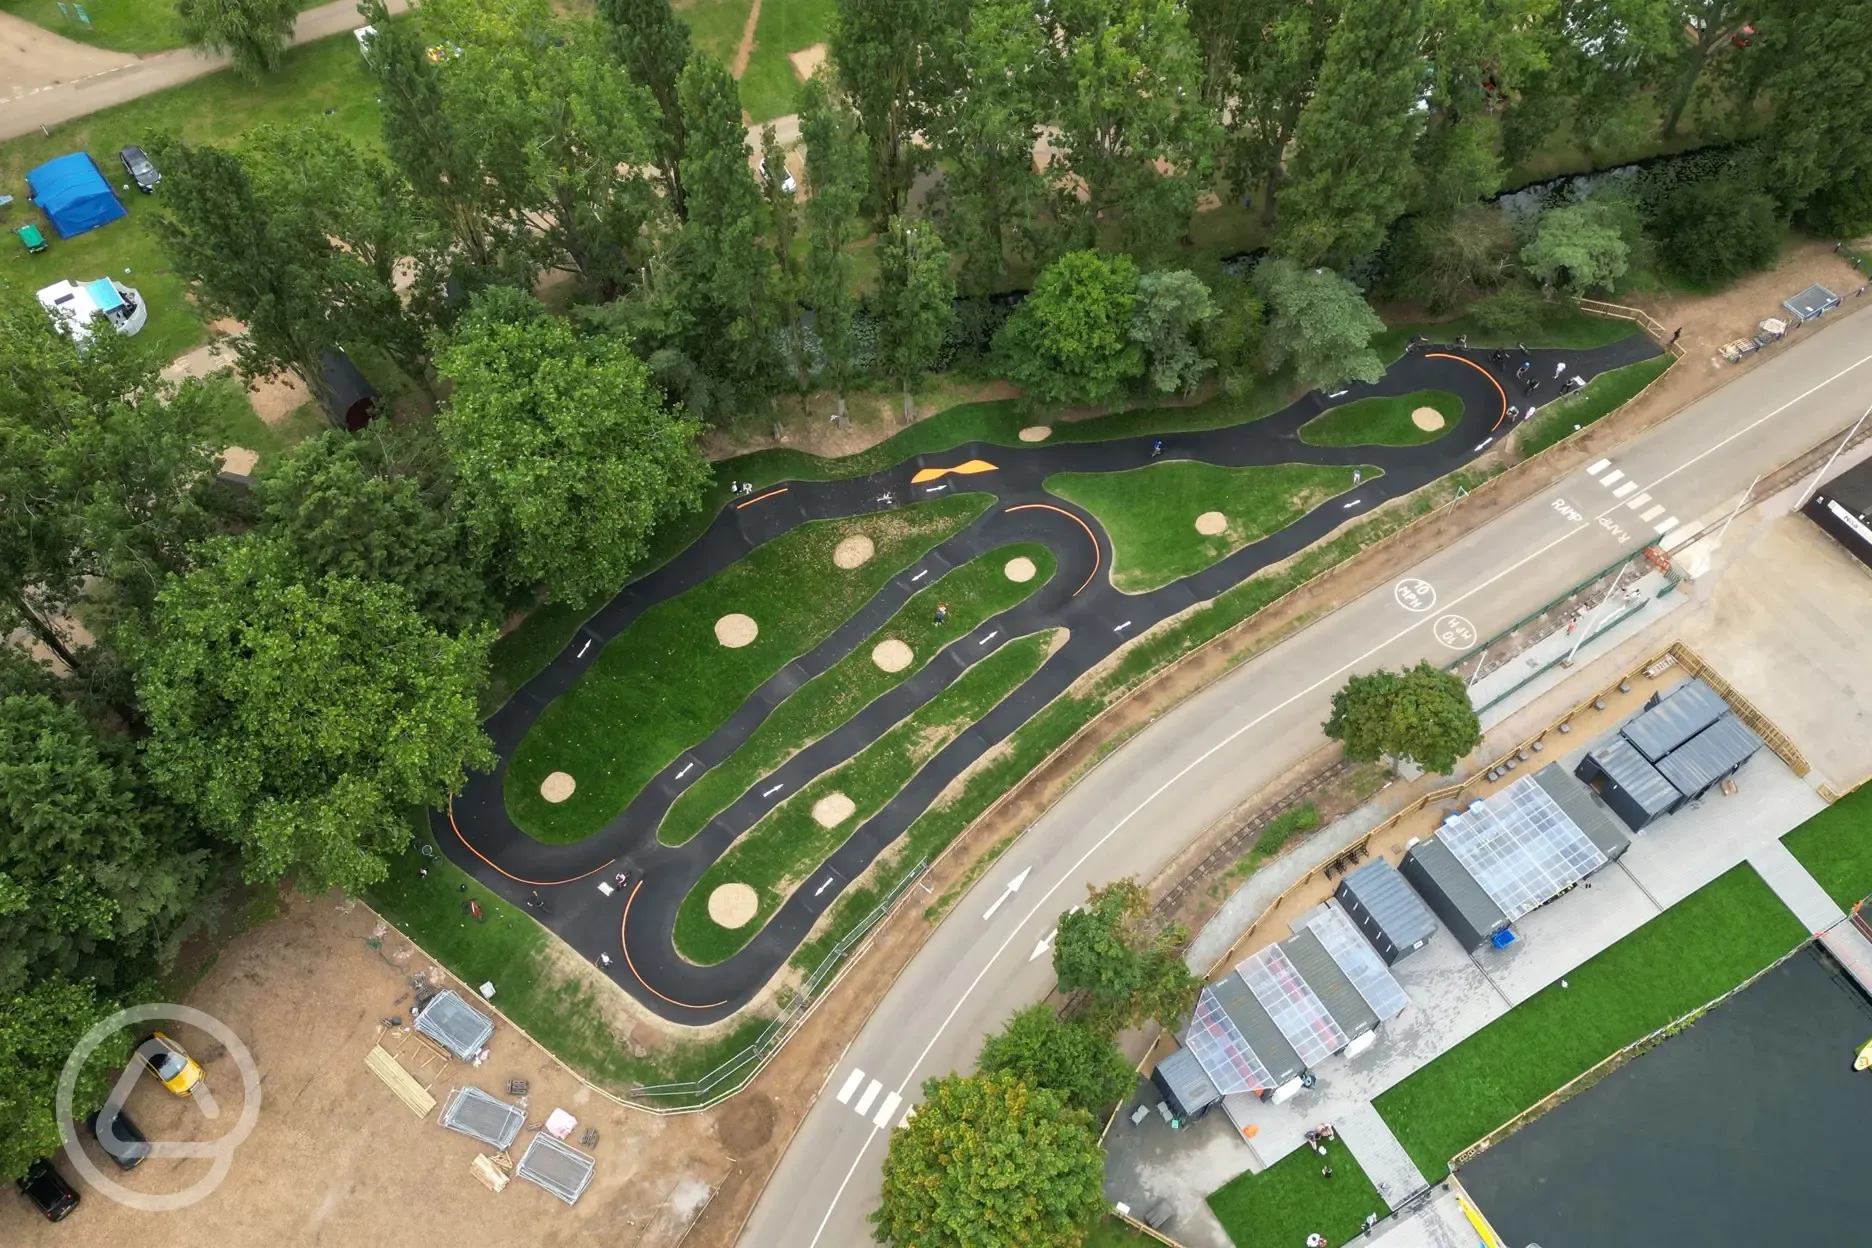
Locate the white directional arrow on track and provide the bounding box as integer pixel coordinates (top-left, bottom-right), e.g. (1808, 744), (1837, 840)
(1028, 905), (1081, 961)
(982, 866), (1032, 921)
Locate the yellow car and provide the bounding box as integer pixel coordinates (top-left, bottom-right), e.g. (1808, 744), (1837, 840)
(136, 1032), (204, 1096)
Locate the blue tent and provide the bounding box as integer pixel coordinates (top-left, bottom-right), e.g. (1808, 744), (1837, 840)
(26, 153), (126, 239)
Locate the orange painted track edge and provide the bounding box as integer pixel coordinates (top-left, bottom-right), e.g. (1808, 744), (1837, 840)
(445, 798), (614, 887)
(622, 879), (730, 1011)
(736, 486), (789, 509)
(1424, 352), (1510, 430)
(1006, 503), (1101, 595)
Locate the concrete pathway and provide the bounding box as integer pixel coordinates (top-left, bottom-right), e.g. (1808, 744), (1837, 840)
(1746, 838), (1846, 931)
(1336, 1102), (1430, 1207)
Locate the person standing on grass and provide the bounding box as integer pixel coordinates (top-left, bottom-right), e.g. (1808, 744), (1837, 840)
(934, 602), (948, 625)
(1307, 1235), (1329, 1248)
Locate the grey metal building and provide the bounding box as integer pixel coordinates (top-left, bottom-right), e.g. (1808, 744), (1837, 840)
(1182, 971), (1306, 1102)
(1401, 835), (1508, 951)
(1654, 714), (1763, 801)
(1283, 928), (1380, 1045)
(1335, 859), (1437, 964)
(1576, 737), (1681, 830)
(1622, 679), (1728, 762)
(1150, 1046), (1221, 1122)
(1803, 456), (1872, 570)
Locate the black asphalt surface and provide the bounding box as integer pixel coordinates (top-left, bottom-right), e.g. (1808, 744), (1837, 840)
(435, 334), (1662, 1024)
(1461, 946), (1872, 1247)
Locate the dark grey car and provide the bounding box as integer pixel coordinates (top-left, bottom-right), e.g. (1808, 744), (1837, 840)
(119, 145), (160, 193)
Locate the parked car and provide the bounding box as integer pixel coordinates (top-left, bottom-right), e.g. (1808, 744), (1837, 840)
(16, 1159), (79, 1222)
(136, 1031), (203, 1096)
(86, 1103), (150, 1171)
(118, 145), (159, 193)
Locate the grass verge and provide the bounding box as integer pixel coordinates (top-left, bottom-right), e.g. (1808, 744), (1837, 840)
(1513, 355), (1673, 456)
(659, 542), (1055, 846)
(1374, 862), (1805, 1178)
(1207, 1132), (1389, 1248)
(1373, 303), (1643, 363)
(1087, 1217), (1164, 1247)
(1782, 783), (1872, 909)
(1047, 461), (1377, 593)
(674, 630), (1057, 963)
(1299, 389), (1463, 447)
(505, 493), (991, 842)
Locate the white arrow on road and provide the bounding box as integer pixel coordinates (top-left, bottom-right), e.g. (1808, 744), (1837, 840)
(982, 866), (1032, 921)
(1028, 904), (1082, 961)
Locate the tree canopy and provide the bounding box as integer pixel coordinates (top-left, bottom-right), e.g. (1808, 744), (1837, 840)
(1323, 660), (1482, 774)
(1053, 878), (1200, 1033)
(1, 978), (131, 1181)
(997, 250), (1145, 408)
(1131, 270), (1218, 395)
(1253, 257), (1385, 392)
(977, 1004), (1136, 1116)
(176, 0), (298, 81)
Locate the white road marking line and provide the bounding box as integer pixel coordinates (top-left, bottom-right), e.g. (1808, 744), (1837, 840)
(873, 1092), (902, 1128)
(978, 630), (999, 646)
(924, 484), (949, 493)
(836, 1068), (865, 1104)
(1342, 498), (1363, 509)
(1655, 517), (1679, 533)
(675, 761), (694, 779)
(577, 639), (592, 658)
(1613, 481), (1637, 498)
(899, 1105), (916, 1128)
(1625, 492), (1651, 510)
(1586, 458), (1610, 475)
(1113, 621), (1133, 634)
(804, 344), (1872, 1248)
(1640, 504), (1666, 522)
(763, 783), (785, 798)
(1599, 468), (1625, 486)
(853, 1080), (882, 1116)
(911, 569), (928, 582)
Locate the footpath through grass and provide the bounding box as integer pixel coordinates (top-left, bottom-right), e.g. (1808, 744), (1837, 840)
(1208, 1133), (1389, 1248)
(1514, 356), (1673, 456)
(674, 630), (1057, 963)
(505, 493), (990, 843)
(1783, 783), (1872, 909)
(1374, 863), (1805, 1178)
(737, 0), (835, 123)
(659, 542), (1055, 846)
(1047, 461), (1377, 592)
(1300, 389), (1462, 447)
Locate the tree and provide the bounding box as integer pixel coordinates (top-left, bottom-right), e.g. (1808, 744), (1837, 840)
(1648, 174), (1781, 286)
(874, 218), (957, 423)
(176, 0), (297, 81)
(1053, 879), (1200, 1033)
(977, 1004), (1136, 1116)
(996, 250), (1143, 408)
(1323, 660), (1481, 774)
(1130, 270), (1216, 395)
(598, 0), (693, 217)
(1253, 257), (1385, 392)
(1657, 0), (1751, 138)
(1199, 269), (1267, 397)
(872, 1074), (1105, 1248)
(1223, 0), (1338, 226)
(760, 125), (810, 407)
(136, 540), (496, 893)
(1276, 0), (1432, 266)
(436, 291), (711, 605)
(831, 0), (958, 227)
(1520, 198), (1632, 293)
(798, 73), (869, 423)
(1, 978), (131, 1181)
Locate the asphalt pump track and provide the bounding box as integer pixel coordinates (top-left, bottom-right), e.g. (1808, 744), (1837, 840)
(437, 334), (1662, 1025)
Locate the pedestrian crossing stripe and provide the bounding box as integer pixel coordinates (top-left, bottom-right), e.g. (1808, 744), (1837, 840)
(1600, 468), (1625, 487)
(1586, 459), (1610, 476)
(874, 1091), (902, 1128)
(1626, 492), (1651, 510)
(854, 1079), (882, 1115)
(836, 1068), (865, 1104)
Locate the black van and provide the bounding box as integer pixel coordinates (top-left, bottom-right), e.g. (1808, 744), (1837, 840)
(17, 1158), (79, 1222)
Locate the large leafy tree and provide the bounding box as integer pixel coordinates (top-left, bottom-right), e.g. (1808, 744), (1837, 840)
(1131, 270), (1217, 395)
(176, 0), (297, 81)
(798, 73), (869, 423)
(435, 291), (710, 606)
(831, 0), (959, 227)
(598, 0), (693, 217)
(977, 1004), (1136, 1116)
(996, 250), (1143, 408)
(873, 1074), (1106, 1248)
(1520, 198), (1632, 293)
(1053, 879), (1200, 1033)
(1648, 173), (1781, 286)
(1323, 660), (1481, 774)
(874, 218), (958, 423)
(1223, 0), (1338, 225)
(1, 978), (131, 1182)
(1657, 0), (1751, 138)
(1253, 257), (1384, 392)
(136, 540), (496, 893)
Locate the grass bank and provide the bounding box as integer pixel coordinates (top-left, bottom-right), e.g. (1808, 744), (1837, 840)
(674, 630), (1057, 963)
(1514, 356), (1673, 456)
(505, 493), (990, 843)
(1374, 863), (1805, 1178)
(1299, 390), (1462, 447)
(1374, 303), (1643, 363)
(659, 542), (1055, 846)
(1047, 461), (1377, 592)
(1207, 1132), (1389, 1248)
(1782, 783), (1872, 909)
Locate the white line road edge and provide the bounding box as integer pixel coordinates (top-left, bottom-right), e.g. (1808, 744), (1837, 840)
(801, 347), (1872, 1247)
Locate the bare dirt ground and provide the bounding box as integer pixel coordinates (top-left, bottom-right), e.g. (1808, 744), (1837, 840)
(697, 378), (1021, 462)
(729, 0), (762, 79)
(787, 43), (827, 83)
(0, 10), (132, 104)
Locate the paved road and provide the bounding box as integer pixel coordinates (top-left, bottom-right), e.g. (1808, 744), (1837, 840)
(741, 306), (1872, 1247)
(0, 0), (409, 142)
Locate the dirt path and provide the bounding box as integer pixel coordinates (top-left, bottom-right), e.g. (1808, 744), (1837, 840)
(0, 10), (134, 105)
(730, 0), (763, 79)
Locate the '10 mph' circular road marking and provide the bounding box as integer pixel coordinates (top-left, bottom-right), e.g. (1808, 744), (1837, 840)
(1394, 577), (1437, 612)
(1433, 614), (1479, 650)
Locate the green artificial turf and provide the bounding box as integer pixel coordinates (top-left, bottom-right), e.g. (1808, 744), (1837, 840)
(737, 0), (835, 123)
(504, 493), (991, 842)
(1299, 389), (1463, 448)
(1514, 356), (1673, 456)
(673, 629), (1056, 963)
(1208, 1133), (1389, 1248)
(1046, 460), (1378, 592)
(1374, 863), (1805, 1178)
(658, 541), (1055, 846)
(1782, 783), (1872, 909)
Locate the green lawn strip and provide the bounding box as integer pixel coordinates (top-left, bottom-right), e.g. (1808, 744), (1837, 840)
(505, 493), (991, 842)
(1086, 1217), (1163, 1247)
(737, 0), (834, 123)
(1514, 356), (1672, 456)
(1374, 863), (1805, 1179)
(658, 542), (1056, 846)
(1372, 303), (1642, 363)
(1207, 1132), (1390, 1248)
(1047, 461), (1378, 593)
(365, 812), (768, 1095)
(674, 630), (1056, 963)
(0, 0), (324, 53)
(1299, 389), (1463, 447)
(1782, 783), (1872, 909)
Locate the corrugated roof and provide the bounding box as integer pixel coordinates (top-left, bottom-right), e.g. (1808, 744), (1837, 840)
(1306, 902), (1412, 1020)
(1284, 928), (1380, 1038)
(1580, 738), (1681, 818)
(1337, 858), (1437, 952)
(1622, 679), (1727, 761)
(1530, 763), (1633, 860)
(1210, 971), (1306, 1086)
(1438, 775), (1609, 920)
(1403, 837), (1505, 946)
(1154, 1046), (1221, 1115)
(1655, 714), (1763, 797)
(1240, 943), (1348, 1067)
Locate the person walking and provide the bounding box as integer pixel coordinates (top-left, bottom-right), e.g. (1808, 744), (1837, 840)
(1554, 359), (1567, 378)
(1351, 468), (1362, 486)
(1670, 326), (1682, 344)
(599, 952), (613, 967)
(1321, 1164), (1334, 1179)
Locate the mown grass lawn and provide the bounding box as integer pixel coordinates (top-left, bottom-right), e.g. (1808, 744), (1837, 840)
(0, 0), (324, 52)
(1374, 863), (1805, 1179)
(1514, 355), (1673, 456)
(674, 629), (1055, 963)
(1299, 389), (1462, 448)
(658, 541), (1055, 846)
(1373, 302), (1643, 363)
(1208, 1133), (1389, 1248)
(1047, 460), (1377, 592)
(1783, 783), (1872, 909)
(737, 0), (835, 123)
(504, 493), (990, 842)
